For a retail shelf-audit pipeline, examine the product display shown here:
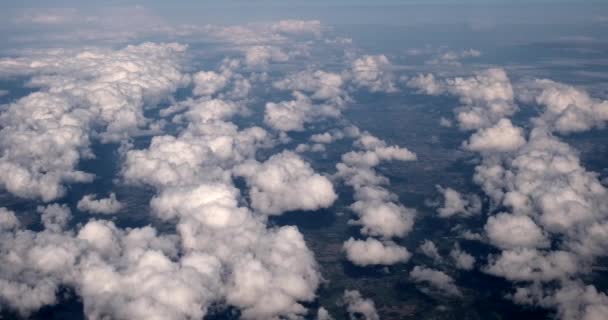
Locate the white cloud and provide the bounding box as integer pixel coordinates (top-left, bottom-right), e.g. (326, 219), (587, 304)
(485, 213), (549, 250)
(274, 70), (345, 101)
(264, 92), (344, 132)
(77, 193), (124, 215)
(449, 68), (516, 130)
(310, 130), (346, 144)
(234, 151), (337, 215)
(419, 240), (442, 262)
(0, 43), (189, 201)
(342, 290), (380, 320)
(435, 185), (482, 218)
(0, 208), (19, 230)
(485, 248), (579, 282)
(343, 237), (411, 266)
(463, 118), (526, 153)
(349, 200), (416, 239)
(39, 204), (71, 232)
(450, 245), (475, 270)
(409, 266), (461, 296)
(350, 55), (397, 93)
(316, 306), (334, 320)
(407, 68), (516, 130)
(244, 45), (289, 67)
(406, 73), (444, 95)
(192, 70), (229, 97)
(523, 79), (608, 134)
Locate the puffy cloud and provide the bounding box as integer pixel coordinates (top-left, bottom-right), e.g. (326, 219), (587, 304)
(234, 151), (337, 215)
(38, 204), (71, 232)
(449, 68), (516, 130)
(122, 92), (321, 319)
(77, 193), (124, 215)
(474, 128), (608, 236)
(224, 226), (321, 319)
(485, 248), (579, 282)
(419, 240), (442, 262)
(485, 213), (549, 250)
(419, 66), (608, 318)
(350, 55), (397, 93)
(336, 130), (417, 265)
(0, 43), (189, 201)
(349, 200), (416, 239)
(122, 122), (269, 189)
(521, 79), (608, 134)
(343, 237), (411, 266)
(406, 73), (444, 95)
(407, 68), (516, 130)
(0, 208), (19, 230)
(409, 266), (461, 296)
(549, 283), (608, 320)
(264, 92), (344, 132)
(450, 245), (475, 270)
(192, 70), (229, 97)
(244, 45), (289, 67)
(463, 118), (526, 153)
(316, 306), (334, 320)
(435, 185), (482, 218)
(274, 70), (345, 101)
(342, 132), (416, 168)
(310, 130), (346, 144)
(342, 290), (379, 320)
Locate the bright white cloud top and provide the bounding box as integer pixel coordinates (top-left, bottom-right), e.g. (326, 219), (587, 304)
(0, 3), (607, 320)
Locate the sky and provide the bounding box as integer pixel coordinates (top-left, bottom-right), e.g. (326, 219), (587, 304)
(0, 1), (608, 320)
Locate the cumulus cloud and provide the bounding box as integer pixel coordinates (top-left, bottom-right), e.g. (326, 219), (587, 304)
(0, 208), (19, 230)
(0, 43), (189, 201)
(316, 306), (334, 320)
(39, 204), (71, 232)
(192, 70), (230, 97)
(0, 37), (337, 319)
(274, 70), (345, 102)
(521, 79), (608, 134)
(485, 248), (579, 282)
(264, 92), (344, 132)
(406, 73), (444, 95)
(343, 237), (411, 266)
(420, 240), (442, 262)
(463, 118), (526, 153)
(335, 130), (417, 265)
(342, 132), (416, 168)
(244, 45), (289, 67)
(350, 55), (397, 92)
(77, 193), (124, 214)
(349, 200), (416, 239)
(309, 130), (347, 144)
(450, 245), (475, 270)
(407, 68), (516, 130)
(234, 151), (337, 215)
(342, 290), (380, 320)
(449, 68), (517, 130)
(485, 213), (549, 250)
(409, 266), (462, 296)
(410, 66), (608, 318)
(435, 185), (482, 218)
